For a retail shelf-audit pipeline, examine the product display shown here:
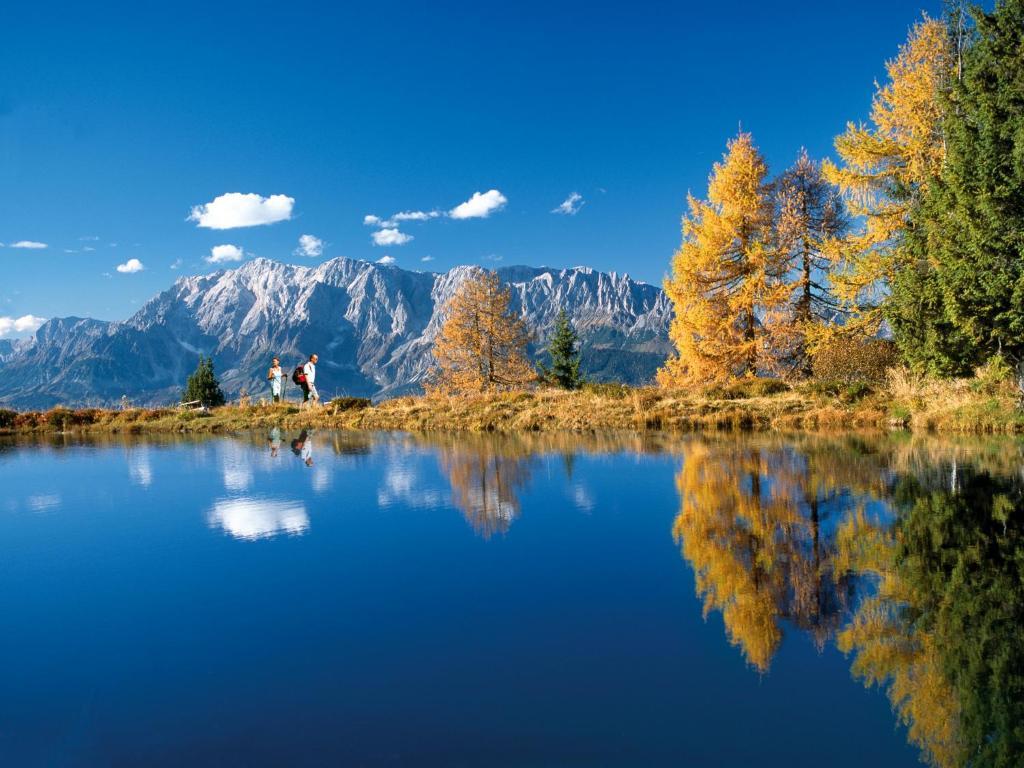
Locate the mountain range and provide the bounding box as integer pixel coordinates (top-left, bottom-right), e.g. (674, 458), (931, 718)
(0, 257), (673, 409)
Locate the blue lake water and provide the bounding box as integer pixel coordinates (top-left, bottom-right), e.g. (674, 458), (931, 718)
(1, 430), (1020, 767)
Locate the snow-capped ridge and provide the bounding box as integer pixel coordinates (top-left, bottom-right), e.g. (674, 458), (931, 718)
(0, 257), (673, 408)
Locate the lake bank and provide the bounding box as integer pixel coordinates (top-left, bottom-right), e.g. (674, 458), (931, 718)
(3, 376), (1023, 436)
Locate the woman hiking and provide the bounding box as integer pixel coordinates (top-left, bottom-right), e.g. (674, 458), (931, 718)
(267, 357), (284, 403)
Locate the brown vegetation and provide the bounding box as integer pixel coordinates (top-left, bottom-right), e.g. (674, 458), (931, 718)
(2, 365), (1021, 437)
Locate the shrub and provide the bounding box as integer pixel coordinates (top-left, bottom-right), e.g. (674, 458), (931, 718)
(745, 378), (790, 397)
(972, 353), (1016, 395)
(330, 397), (372, 411)
(14, 412), (39, 429)
(843, 382), (873, 402)
(811, 337), (900, 385)
(0, 409), (16, 429)
(45, 407), (75, 429)
(703, 377), (789, 400)
(582, 382), (630, 399)
(803, 380), (842, 398)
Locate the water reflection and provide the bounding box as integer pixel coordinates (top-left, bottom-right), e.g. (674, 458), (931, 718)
(425, 434), (536, 539)
(2, 428), (1020, 766)
(290, 429), (314, 467)
(208, 497), (309, 540)
(671, 435), (1024, 768)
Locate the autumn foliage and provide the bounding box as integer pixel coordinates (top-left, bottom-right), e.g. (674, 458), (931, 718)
(658, 133), (789, 386)
(428, 269), (536, 396)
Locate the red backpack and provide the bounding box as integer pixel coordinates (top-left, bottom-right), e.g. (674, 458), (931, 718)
(292, 364), (306, 385)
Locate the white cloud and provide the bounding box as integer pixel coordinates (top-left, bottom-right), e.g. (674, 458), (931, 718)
(83, 246), (96, 252)
(376, 255), (396, 265)
(170, 258), (183, 270)
(206, 244), (244, 264)
(371, 228), (413, 246)
(363, 214), (383, 227)
(79, 235), (99, 241)
(449, 189), (507, 220)
(392, 210), (441, 223)
(64, 249), (78, 253)
(420, 255), (435, 262)
(116, 258), (144, 273)
(10, 240), (48, 249)
(484, 253), (503, 262)
(294, 234), (324, 258)
(552, 191), (585, 215)
(0, 314), (46, 337)
(188, 192), (295, 229)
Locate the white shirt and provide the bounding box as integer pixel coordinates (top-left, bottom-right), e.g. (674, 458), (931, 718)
(303, 361), (316, 385)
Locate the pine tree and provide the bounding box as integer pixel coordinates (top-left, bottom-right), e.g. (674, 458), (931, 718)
(540, 308), (583, 389)
(182, 355), (226, 407)
(658, 132), (788, 386)
(896, 0), (1024, 373)
(774, 150), (848, 375)
(428, 270), (536, 395)
(822, 16), (951, 340)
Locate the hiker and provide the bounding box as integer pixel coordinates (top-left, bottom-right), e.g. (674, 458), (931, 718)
(268, 425), (282, 457)
(267, 357), (284, 403)
(301, 353), (319, 407)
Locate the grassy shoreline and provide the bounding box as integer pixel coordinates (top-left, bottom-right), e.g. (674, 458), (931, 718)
(2, 375), (1023, 436)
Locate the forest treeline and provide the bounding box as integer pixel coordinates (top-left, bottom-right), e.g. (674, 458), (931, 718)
(660, 1), (1024, 384)
(431, 1), (1024, 395)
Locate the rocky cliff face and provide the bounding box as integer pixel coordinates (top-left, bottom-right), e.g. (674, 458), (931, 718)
(0, 257), (672, 408)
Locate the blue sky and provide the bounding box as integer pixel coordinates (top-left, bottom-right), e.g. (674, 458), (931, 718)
(0, 0), (941, 334)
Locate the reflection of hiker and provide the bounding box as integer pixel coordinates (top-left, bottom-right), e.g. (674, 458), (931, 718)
(267, 357), (284, 403)
(294, 353), (319, 408)
(290, 429), (313, 467)
(268, 426), (282, 457)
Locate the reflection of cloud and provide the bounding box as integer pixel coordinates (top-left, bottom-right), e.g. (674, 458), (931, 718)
(27, 494), (61, 513)
(312, 467), (331, 493)
(208, 497), (308, 541)
(571, 483), (594, 512)
(220, 441), (254, 491)
(223, 465), (253, 492)
(377, 462), (447, 510)
(129, 451), (152, 487)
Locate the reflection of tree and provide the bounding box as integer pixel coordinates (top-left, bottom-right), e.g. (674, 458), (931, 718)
(432, 435), (535, 539)
(672, 438), (861, 671)
(840, 467), (1024, 768)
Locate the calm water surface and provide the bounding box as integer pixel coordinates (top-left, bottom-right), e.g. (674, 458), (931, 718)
(1, 430), (1020, 767)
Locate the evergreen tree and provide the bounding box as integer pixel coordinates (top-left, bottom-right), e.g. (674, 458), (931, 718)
(658, 132), (788, 386)
(894, 0), (1024, 373)
(182, 355), (226, 407)
(428, 270), (536, 395)
(540, 308), (583, 389)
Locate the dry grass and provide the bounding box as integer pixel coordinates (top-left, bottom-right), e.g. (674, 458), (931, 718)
(2, 372), (1022, 437)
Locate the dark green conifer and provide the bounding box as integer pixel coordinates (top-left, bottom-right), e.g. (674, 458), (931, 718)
(540, 309), (583, 389)
(892, 0), (1024, 372)
(182, 355), (226, 407)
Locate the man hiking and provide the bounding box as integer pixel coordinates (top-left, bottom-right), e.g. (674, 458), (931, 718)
(300, 353), (319, 408)
(267, 357), (284, 403)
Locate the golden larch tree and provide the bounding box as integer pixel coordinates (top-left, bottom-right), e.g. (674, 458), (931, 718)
(821, 15), (951, 338)
(658, 132), (789, 386)
(428, 269), (536, 395)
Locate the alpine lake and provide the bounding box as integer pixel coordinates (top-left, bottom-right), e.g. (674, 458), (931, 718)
(1, 429), (1020, 767)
